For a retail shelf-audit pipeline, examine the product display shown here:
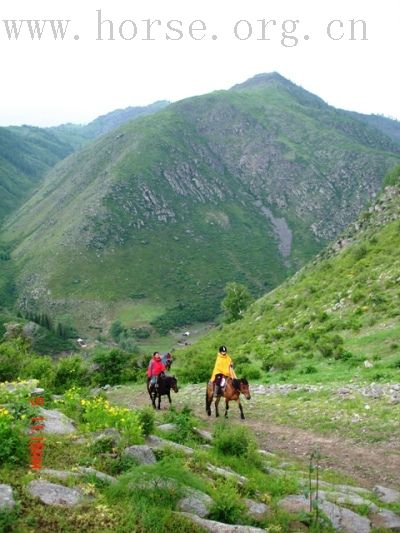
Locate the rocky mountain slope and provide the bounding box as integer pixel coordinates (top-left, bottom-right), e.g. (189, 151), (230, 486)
(2, 73), (400, 337)
(178, 169), (400, 383)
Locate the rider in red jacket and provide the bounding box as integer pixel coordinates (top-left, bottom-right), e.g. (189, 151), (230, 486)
(147, 352), (166, 388)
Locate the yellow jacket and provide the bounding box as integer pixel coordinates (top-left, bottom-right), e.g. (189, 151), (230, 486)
(211, 352), (236, 381)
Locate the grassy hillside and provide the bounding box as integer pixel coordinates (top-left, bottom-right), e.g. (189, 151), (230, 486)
(0, 126), (74, 223)
(2, 73), (400, 340)
(48, 101), (170, 149)
(178, 176), (400, 384)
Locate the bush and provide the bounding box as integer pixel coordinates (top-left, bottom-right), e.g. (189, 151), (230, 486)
(137, 407), (155, 436)
(54, 356), (89, 393)
(0, 339), (29, 381)
(22, 356), (55, 390)
(81, 396), (143, 444)
(213, 422), (257, 457)
(235, 364), (261, 380)
(163, 406), (195, 444)
(209, 479), (247, 524)
(352, 245), (368, 261)
(0, 406), (29, 465)
(92, 348), (141, 386)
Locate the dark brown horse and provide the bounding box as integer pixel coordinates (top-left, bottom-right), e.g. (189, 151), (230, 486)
(147, 374), (179, 410)
(206, 378), (251, 420)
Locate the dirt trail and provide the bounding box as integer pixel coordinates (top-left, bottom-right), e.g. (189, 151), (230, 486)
(110, 385), (400, 490)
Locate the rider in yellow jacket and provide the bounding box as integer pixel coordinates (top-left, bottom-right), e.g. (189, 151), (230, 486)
(210, 346), (236, 396)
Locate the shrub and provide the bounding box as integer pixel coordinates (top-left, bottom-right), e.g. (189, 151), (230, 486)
(0, 339), (29, 381)
(213, 422), (257, 457)
(352, 245), (368, 261)
(137, 407), (155, 437)
(163, 406), (195, 444)
(54, 355), (89, 393)
(92, 348), (138, 386)
(22, 356), (55, 390)
(209, 479), (247, 524)
(0, 406), (29, 465)
(80, 396), (143, 444)
(235, 364), (261, 380)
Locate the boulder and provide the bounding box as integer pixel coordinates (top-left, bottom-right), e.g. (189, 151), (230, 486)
(40, 469), (79, 481)
(92, 428), (121, 446)
(373, 485), (400, 504)
(193, 428), (213, 442)
(206, 464), (247, 485)
(319, 500), (371, 533)
(178, 512), (266, 532)
(177, 488), (213, 518)
(0, 484), (15, 511)
(40, 409), (76, 435)
(244, 499), (269, 520)
(278, 495), (371, 533)
(370, 509), (400, 531)
(157, 423), (178, 433)
(123, 445), (156, 464)
(319, 490), (378, 511)
(76, 467), (116, 484)
(146, 435), (194, 455)
(27, 480), (86, 506)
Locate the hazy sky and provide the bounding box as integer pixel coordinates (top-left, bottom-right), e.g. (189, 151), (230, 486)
(1, 0), (399, 127)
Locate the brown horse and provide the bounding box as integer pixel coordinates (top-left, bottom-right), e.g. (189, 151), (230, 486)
(206, 378), (251, 420)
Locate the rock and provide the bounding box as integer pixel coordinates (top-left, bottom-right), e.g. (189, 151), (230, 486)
(123, 445), (157, 464)
(146, 435), (194, 455)
(193, 428), (213, 442)
(177, 488), (213, 518)
(178, 512), (266, 532)
(319, 491), (378, 511)
(370, 509), (400, 531)
(244, 499), (269, 520)
(40, 409), (76, 435)
(27, 480), (86, 506)
(320, 500), (371, 533)
(258, 449), (276, 458)
(364, 360), (374, 368)
(41, 469), (79, 481)
(206, 464), (247, 485)
(76, 467), (116, 484)
(157, 423), (178, 433)
(373, 485), (400, 504)
(278, 496), (371, 532)
(278, 495), (309, 514)
(92, 428), (121, 445)
(0, 484), (15, 511)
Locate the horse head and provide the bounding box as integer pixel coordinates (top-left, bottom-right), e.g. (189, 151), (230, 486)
(239, 378), (251, 400)
(170, 376), (179, 393)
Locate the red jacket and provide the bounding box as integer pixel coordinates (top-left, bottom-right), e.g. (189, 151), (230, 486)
(147, 358), (166, 378)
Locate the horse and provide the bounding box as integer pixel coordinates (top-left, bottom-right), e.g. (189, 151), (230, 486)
(147, 374), (179, 410)
(205, 377), (251, 420)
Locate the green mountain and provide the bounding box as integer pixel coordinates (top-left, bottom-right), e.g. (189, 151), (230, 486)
(0, 125), (75, 223)
(48, 101), (170, 149)
(350, 112), (400, 144)
(178, 169), (400, 383)
(2, 73), (400, 338)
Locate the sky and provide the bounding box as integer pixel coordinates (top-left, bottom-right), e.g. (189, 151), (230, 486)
(1, 0), (399, 127)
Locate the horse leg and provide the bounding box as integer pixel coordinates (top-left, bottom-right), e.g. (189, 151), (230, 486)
(237, 399), (245, 420)
(167, 392), (172, 406)
(206, 390), (212, 416)
(225, 399), (229, 418)
(157, 393), (161, 410)
(215, 396), (220, 418)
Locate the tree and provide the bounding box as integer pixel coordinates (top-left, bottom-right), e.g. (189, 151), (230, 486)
(221, 282), (253, 323)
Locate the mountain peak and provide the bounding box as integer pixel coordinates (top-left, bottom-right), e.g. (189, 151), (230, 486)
(230, 72), (293, 91)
